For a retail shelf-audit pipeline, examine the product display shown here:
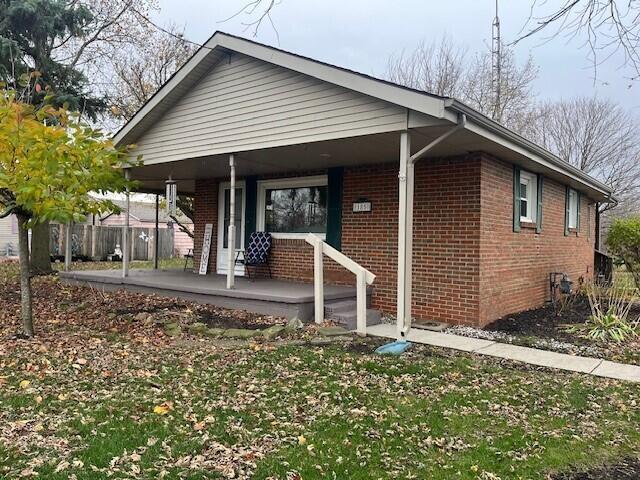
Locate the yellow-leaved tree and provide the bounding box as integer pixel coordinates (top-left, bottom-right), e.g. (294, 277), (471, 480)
(0, 89), (138, 337)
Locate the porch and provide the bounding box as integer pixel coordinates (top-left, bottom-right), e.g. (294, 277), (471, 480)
(58, 268), (368, 321)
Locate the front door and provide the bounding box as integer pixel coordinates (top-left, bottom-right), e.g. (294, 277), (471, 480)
(217, 181), (246, 275)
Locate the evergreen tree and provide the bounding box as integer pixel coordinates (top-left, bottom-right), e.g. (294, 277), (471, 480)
(0, 0), (107, 117)
(0, 0), (109, 274)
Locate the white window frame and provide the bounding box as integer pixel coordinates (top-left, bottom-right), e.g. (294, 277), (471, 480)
(256, 175), (328, 239)
(568, 188), (578, 229)
(519, 170), (537, 223)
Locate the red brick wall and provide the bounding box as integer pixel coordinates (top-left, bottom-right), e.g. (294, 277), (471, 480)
(190, 152), (595, 327)
(339, 158), (482, 325)
(478, 155), (595, 325)
(193, 179), (218, 274)
(239, 158), (481, 326)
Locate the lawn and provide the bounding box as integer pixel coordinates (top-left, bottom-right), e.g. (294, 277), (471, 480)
(0, 263), (638, 479)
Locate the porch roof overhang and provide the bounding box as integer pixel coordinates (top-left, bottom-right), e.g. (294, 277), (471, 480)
(116, 31), (614, 204)
(128, 120), (613, 203)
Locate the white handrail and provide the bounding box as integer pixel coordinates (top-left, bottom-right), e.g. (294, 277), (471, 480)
(305, 234), (376, 335)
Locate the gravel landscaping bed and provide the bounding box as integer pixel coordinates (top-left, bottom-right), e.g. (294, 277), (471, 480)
(446, 298), (640, 365)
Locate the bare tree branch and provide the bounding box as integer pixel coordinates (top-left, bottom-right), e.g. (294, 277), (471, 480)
(528, 96), (640, 214)
(385, 36), (539, 132)
(514, 1), (640, 84)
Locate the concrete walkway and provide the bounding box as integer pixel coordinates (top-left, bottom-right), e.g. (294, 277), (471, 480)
(367, 323), (640, 383)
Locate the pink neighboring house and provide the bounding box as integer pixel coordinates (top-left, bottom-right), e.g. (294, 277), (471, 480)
(98, 200), (193, 256)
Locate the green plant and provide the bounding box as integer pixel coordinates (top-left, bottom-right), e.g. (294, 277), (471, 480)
(568, 281), (639, 342)
(607, 216), (640, 293)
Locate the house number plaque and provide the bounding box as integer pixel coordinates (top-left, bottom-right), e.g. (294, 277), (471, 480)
(352, 201), (372, 213)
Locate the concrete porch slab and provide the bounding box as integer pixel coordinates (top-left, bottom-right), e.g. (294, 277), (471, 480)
(59, 268), (364, 321)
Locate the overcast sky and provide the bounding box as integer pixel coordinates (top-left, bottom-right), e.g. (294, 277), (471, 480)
(154, 0), (638, 110)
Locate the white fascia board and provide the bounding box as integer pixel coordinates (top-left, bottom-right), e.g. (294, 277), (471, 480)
(114, 31), (451, 148)
(447, 101), (613, 200)
(464, 119), (611, 198)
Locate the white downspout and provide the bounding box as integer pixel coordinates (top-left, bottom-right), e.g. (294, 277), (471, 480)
(226, 154), (236, 289)
(397, 114), (467, 340)
(396, 132), (410, 339)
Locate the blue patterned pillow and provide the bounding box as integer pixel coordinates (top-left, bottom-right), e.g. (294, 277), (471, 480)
(245, 232), (272, 265)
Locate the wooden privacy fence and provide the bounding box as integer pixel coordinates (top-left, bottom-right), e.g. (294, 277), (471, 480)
(50, 224), (174, 261)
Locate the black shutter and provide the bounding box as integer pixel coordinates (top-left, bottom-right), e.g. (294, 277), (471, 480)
(513, 166), (521, 233)
(536, 174), (543, 234)
(326, 167), (344, 250)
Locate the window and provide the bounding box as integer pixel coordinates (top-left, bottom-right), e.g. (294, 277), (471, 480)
(257, 176), (328, 238)
(519, 171), (537, 223)
(568, 188), (578, 229)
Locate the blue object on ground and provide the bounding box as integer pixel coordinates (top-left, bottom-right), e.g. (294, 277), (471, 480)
(375, 340), (412, 355)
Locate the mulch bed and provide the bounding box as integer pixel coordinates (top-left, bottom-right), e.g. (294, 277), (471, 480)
(486, 296), (640, 346)
(552, 457), (640, 479)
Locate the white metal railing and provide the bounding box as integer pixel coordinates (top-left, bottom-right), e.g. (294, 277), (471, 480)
(305, 234), (376, 335)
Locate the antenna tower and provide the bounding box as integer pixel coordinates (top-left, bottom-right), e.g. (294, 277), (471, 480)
(491, 0), (501, 121)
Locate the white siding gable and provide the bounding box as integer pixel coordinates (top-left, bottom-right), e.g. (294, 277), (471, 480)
(131, 53), (408, 165)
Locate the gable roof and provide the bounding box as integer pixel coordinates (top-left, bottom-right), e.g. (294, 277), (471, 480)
(114, 31), (614, 202)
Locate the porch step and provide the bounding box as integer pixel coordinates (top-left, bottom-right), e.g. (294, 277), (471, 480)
(324, 300), (381, 331)
(324, 299), (365, 314)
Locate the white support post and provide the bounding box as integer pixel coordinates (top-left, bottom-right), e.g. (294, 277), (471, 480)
(396, 132), (410, 340)
(153, 194), (159, 270)
(395, 115), (465, 341)
(64, 222), (72, 271)
(313, 238), (324, 323)
(226, 154), (236, 289)
(356, 270), (367, 336)
(122, 169), (131, 278)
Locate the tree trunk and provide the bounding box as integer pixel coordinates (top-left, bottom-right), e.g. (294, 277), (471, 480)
(17, 214), (34, 337)
(30, 220), (53, 275)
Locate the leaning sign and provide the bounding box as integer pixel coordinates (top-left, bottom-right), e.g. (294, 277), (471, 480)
(199, 223), (213, 275)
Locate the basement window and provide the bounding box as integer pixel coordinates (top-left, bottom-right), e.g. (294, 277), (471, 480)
(519, 171), (537, 223)
(257, 175), (328, 239)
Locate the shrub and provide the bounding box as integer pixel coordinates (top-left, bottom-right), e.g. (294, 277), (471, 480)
(607, 216), (640, 293)
(568, 281), (638, 342)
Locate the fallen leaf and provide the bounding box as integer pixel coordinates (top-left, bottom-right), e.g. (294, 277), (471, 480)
(193, 421), (206, 431)
(153, 402), (173, 415)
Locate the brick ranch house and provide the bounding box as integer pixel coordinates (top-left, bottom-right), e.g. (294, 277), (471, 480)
(113, 32), (614, 330)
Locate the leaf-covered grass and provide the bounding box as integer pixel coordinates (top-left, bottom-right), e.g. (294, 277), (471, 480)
(0, 263), (638, 479)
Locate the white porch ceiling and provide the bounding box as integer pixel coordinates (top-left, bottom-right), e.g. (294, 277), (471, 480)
(130, 123), (611, 203)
